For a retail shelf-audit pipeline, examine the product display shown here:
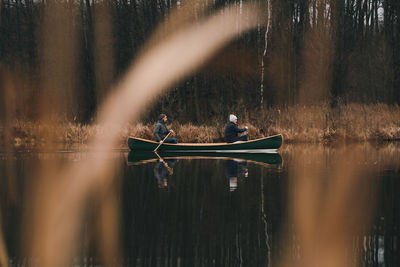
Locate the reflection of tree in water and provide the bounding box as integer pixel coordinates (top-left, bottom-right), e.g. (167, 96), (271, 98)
(225, 159), (248, 192)
(153, 159), (178, 188)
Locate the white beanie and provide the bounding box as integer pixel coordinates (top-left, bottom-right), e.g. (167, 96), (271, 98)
(229, 114), (237, 122)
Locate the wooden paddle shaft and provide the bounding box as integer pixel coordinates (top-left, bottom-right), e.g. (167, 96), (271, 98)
(154, 131), (172, 152)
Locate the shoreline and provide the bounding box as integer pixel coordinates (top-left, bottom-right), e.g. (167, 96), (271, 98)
(1, 104), (400, 149)
(2, 125), (399, 151)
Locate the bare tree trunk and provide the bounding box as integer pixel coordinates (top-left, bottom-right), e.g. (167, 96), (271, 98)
(260, 0), (271, 107)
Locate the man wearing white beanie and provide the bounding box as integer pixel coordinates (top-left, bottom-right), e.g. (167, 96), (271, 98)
(224, 114), (248, 143)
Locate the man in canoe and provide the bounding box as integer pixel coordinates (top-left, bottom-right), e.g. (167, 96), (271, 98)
(154, 113), (178, 144)
(225, 114), (248, 143)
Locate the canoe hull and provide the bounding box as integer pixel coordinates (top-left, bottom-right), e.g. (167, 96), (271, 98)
(128, 134), (282, 151)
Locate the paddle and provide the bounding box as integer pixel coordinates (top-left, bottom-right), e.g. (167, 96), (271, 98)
(154, 131), (172, 152)
(154, 151), (173, 175)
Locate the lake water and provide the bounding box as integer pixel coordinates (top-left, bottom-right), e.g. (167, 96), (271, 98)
(1, 143), (399, 266)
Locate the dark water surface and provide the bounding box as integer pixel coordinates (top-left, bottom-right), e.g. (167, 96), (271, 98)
(1, 144), (399, 266)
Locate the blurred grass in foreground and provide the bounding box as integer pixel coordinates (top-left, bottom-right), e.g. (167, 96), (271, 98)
(278, 145), (383, 267)
(16, 1), (264, 266)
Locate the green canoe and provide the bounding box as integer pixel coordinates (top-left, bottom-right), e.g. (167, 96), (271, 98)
(127, 134), (283, 152)
(127, 151), (282, 167)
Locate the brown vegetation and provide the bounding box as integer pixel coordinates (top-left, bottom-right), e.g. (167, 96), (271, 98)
(2, 103), (399, 149)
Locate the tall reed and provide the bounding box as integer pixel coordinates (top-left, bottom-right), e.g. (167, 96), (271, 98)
(279, 146), (377, 267)
(21, 1), (264, 266)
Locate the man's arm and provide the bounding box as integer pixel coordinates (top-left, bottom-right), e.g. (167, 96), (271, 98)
(235, 125), (247, 133)
(154, 124), (162, 141)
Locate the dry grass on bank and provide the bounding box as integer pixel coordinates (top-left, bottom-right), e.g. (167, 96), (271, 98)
(264, 103), (400, 143)
(1, 104), (400, 148)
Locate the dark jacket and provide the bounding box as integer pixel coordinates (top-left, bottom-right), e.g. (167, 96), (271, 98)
(154, 120), (170, 141)
(224, 122), (246, 143)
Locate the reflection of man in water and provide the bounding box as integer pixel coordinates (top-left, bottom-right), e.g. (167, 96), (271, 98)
(153, 158), (177, 188)
(225, 159), (248, 191)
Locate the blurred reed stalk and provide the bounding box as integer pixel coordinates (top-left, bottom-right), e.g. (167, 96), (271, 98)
(38, 0), (78, 122)
(278, 147), (377, 267)
(23, 0), (119, 265)
(94, 0), (114, 108)
(0, 211), (7, 267)
(0, 63), (16, 266)
(23, 1), (264, 266)
(278, 5), (377, 265)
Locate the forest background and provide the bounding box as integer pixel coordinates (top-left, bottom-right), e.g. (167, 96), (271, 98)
(1, 0), (400, 144)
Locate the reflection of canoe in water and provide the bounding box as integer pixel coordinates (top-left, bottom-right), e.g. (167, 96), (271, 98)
(127, 151), (282, 167)
(128, 134), (282, 151)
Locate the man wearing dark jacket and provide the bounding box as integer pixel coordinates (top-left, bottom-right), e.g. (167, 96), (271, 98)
(154, 114), (178, 144)
(224, 114), (248, 143)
